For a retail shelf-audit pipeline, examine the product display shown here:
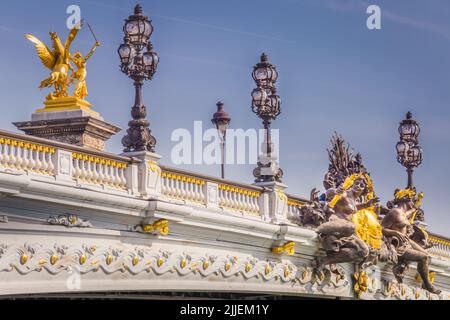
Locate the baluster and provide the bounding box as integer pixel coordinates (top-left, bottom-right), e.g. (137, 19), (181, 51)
(0, 141), (4, 165)
(167, 175), (174, 197)
(185, 178), (192, 201)
(40, 148), (49, 173)
(195, 181), (201, 203)
(119, 166), (127, 187)
(96, 162), (105, 185)
(109, 164), (117, 186)
(35, 148), (43, 172)
(85, 160), (93, 182)
(244, 193), (251, 213)
(196, 182), (203, 203)
(47, 150), (55, 174)
(15, 143), (24, 170)
(6, 143), (14, 167)
(172, 176), (178, 198)
(225, 189), (231, 208)
(218, 188), (224, 207)
(172, 178), (179, 198)
(105, 163), (112, 185)
(179, 177), (186, 200)
(3, 142), (10, 167)
(73, 157), (80, 179)
(254, 195), (260, 214)
(94, 161), (101, 184)
(200, 182), (206, 203)
(24, 146), (33, 171)
(160, 174), (167, 194)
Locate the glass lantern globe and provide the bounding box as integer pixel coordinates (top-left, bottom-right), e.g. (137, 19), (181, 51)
(118, 43), (132, 65)
(143, 51), (153, 69)
(124, 18), (152, 44)
(251, 87), (268, 107)
(268, 94), (281, 116)
(410, 145), (423, 165)
(252, 54), (278, 87)
(253, 66), (268, 82)
(399, 112), (420, 142)
(143, 51), (159, 72)
(396, 141), (408, 158)
(143, 20), (153, 39)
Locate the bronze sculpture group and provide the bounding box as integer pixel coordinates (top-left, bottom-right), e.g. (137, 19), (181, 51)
(300, 133), (440, 294)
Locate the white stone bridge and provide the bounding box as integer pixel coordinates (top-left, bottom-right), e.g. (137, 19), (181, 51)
(0, 129), (449, 299)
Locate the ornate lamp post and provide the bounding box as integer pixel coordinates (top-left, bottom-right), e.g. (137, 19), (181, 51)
(251, 53), (283, 183)
(118, 4), (159, 153)
(211, 101), (231, 179)
(396, 111), (423, 189)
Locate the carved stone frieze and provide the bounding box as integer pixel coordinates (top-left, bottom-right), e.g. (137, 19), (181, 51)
(0, 242), (350, 296)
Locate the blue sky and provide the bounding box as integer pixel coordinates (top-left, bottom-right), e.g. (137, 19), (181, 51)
(0, 0), (449, 234)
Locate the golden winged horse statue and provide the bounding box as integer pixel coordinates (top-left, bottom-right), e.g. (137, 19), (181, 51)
(25, 22), (81, 100)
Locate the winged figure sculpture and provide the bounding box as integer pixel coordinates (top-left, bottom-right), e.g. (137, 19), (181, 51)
(25, 22), (81, 100)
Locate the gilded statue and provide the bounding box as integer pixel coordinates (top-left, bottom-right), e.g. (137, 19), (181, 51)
(26, 22), (81, 100)
(69, 41), (100, 99)
(26, 21), (98, 101)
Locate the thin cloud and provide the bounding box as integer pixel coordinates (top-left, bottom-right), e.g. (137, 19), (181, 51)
(84, 0), (295, 44)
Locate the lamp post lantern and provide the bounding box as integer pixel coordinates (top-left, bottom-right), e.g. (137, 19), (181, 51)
(396, 111), (423, 189)
(211, 101), (231, 179)
(251, 53), (283, 183)
(118, 4), (159, 153)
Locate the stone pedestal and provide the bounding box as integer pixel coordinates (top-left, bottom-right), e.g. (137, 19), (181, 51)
(253, 140), (283, 183)
(253, 180), (288, 224)
(121, 150), (162, 198)
(13, 97), (120, 151)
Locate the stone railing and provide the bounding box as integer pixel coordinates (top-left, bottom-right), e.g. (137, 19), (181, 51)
(72, 152), (128, 189)
(160, 170), (206, 204)
(286, 194), (308, 218)
(429, 233), (450, 260)
(0, 136), (55, 176)
(217, 182), (261, 216)
(160, 166), (264, 217)
(0, 130), (134, 191)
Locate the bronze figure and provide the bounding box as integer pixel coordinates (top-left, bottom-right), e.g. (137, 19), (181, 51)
(381, 189), (440, 294)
